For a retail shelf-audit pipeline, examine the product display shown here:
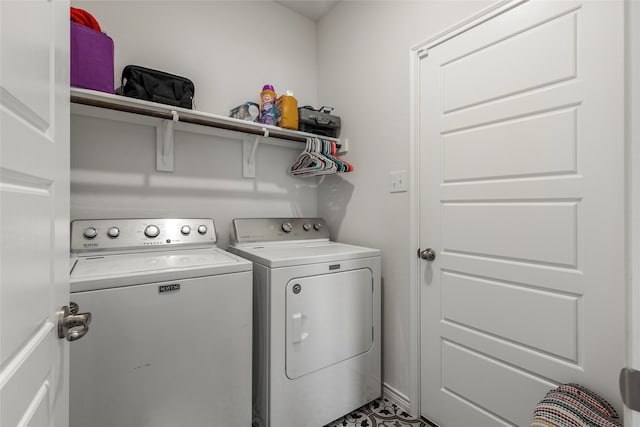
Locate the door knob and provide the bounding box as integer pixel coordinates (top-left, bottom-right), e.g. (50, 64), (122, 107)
(58, 302), (92, 342)
(419, 248), (436, 261)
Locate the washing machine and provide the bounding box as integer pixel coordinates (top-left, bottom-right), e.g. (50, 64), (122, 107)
(69, 218), (253, 427)
(228, 217), (381, 427)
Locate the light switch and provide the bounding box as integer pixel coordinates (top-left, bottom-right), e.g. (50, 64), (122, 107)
(389, 170), (408, 193)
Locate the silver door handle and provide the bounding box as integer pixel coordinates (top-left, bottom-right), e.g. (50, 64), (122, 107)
(419, 248), (436, 261)
(621, 368), (640, 411)
(58, 302), (92, 342)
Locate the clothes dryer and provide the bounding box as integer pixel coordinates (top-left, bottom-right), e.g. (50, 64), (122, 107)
(228, 218), (381, 427)
(69, 218), (252, 427)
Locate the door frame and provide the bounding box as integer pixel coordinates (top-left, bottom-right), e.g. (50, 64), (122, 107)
(407, 0), (638, 422)
(627, 0), (640, 425)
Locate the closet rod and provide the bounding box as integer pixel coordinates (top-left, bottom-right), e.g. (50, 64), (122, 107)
(70, 95), (339, 146)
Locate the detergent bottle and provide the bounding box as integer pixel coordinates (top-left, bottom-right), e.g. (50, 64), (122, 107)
(276, 90), (298, 130)
(260, 84), (277, 125)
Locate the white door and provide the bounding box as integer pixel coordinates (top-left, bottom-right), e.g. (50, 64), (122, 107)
(1, 1), (70, 426)
(419, 1), (625, 425)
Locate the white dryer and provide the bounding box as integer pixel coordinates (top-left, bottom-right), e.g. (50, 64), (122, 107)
(69, 218), (253, 427)
(228, 218), (381, 427)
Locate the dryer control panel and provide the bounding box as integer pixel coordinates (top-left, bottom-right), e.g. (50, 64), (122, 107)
(232, 218), (330, 243)
(71, 218), (217, 253)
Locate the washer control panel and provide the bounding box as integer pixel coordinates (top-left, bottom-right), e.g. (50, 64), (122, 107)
(71, 218), (216, 253)
(232, 218), (329, 243)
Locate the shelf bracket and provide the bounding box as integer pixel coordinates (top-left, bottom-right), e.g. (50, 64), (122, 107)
(156, 110), (179, 172)
(242, 128), (269, 178)
(336, 137), (349, 155)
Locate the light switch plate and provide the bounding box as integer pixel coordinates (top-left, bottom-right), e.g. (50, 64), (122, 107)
(389, 170), (408, 193)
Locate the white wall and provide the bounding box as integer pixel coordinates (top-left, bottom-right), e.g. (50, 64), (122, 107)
(316, 0), (491, 402)
(71, 115), (320, 248)
(73, 1), (318, 114)
(70, 1), (319, 247)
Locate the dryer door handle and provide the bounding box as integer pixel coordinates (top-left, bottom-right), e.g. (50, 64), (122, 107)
(291, 313), (309, 344)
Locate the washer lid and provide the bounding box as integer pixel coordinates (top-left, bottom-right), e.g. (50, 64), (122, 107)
(228, 241), (380, 268)
(70, 248), (252, 292)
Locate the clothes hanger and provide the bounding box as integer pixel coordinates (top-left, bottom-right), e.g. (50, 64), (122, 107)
(290, 137), (351, 177)
(290, 138), (336, 176)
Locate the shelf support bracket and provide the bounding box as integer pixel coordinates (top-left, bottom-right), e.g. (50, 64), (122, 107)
(156, 110), (179, 172)
(243, 133), (262, 178)
(336, 137), (349, 155)
(242, 129), (269, 178)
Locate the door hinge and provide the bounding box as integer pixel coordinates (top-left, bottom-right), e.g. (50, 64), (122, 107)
(620, 368), (640, 410)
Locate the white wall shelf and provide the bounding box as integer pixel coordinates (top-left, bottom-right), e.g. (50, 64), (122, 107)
(70, 88), (344, 177)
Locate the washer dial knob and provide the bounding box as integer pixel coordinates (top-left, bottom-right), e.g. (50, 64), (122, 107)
(144, 225), (160, 238)
(197, 225), (207, 235)
(83, 227), (97, 239)
(313, 223), (322, 231)
(107, 227), (120, 238)
(303, 223), (312, 231)
(282, 222), (293, 233)
(181, 225), (191, 235)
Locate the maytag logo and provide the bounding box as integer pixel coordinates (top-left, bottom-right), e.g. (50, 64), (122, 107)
(159, 284), (181, 293)
(329, 264), (340, 270)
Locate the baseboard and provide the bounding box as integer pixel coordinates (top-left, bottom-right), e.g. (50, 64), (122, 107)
(382, 383), (411, 414)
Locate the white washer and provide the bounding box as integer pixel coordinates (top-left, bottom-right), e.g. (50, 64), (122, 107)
(228, 218), (381, 427)
(69, 218), (253, 427)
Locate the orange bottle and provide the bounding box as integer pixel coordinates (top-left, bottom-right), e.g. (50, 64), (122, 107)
(276, 90), (298, 130)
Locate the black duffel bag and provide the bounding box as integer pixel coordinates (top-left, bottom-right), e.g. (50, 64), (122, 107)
(118, 65), (194, 109)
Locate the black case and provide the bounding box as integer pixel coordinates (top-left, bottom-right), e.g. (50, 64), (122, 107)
(119, 65), (194, 109)
(298, 106), (341, 138)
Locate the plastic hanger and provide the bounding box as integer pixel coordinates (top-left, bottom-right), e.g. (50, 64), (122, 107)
(289, 137), (351, 177)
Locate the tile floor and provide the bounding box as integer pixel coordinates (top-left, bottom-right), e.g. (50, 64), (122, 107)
(324, 397), (427, 427)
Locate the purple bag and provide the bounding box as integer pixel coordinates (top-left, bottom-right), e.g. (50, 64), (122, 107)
(70, 21), (114, 93)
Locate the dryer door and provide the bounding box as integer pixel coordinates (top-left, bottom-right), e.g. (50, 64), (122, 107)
(285, 268), (373, 379)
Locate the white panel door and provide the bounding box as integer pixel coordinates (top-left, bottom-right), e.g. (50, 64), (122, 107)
(419, 1), (625, 425)
(0, 1), (70, 426)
